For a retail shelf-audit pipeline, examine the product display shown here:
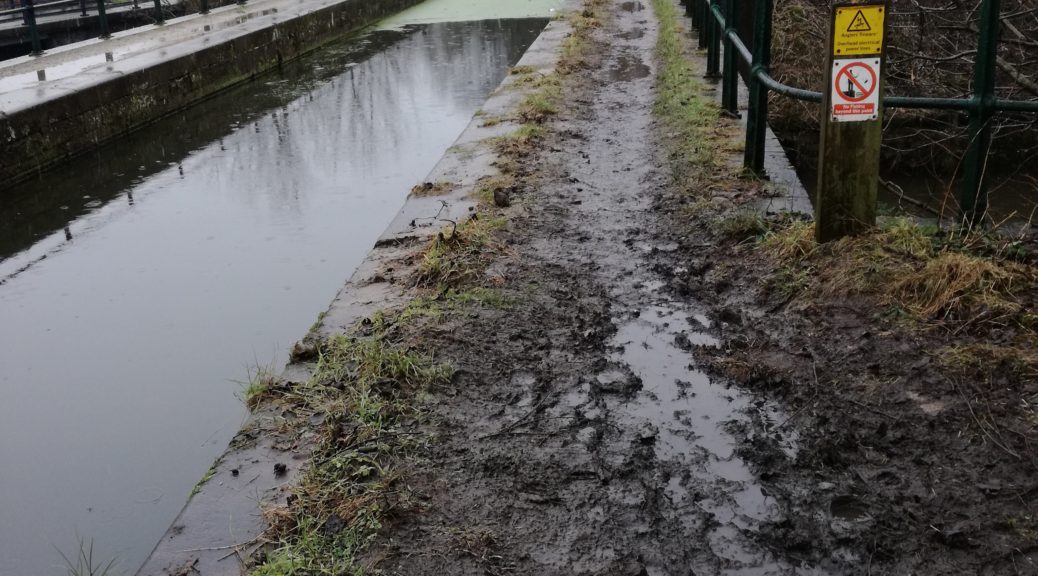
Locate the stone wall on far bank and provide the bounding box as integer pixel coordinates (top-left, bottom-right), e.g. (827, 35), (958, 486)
(0, 0), (422, 188)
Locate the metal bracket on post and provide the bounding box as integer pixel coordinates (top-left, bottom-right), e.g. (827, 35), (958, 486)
(744, 0), (773, 175)
(958, 0), (999, 229)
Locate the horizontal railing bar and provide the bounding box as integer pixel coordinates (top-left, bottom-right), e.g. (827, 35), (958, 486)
(706, 0), (1036, 115)
(726, 25), (752, 64)
(757, 72), (822, 102)
(0, 0), (89, 17)
(996, 99), (1038, 112)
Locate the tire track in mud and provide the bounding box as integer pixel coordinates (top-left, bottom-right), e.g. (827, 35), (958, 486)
(376, 1), (830, 574)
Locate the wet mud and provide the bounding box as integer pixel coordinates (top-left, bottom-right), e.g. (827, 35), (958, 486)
(354, 0), (1038, 574)
(367, 1), (831, 574)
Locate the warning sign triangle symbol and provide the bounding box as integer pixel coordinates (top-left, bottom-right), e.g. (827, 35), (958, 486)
(847, 10), (872, 32)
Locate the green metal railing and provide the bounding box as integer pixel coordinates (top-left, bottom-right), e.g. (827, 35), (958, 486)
(0, 0), (240, 55)
(682, 0), (1038, 224)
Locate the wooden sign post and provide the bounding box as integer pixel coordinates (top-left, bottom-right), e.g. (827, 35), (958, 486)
(815, 3), (888, 242)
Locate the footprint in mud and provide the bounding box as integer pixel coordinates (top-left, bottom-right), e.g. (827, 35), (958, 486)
(616, 28), (646, 40)
(609, 54), (651, 82)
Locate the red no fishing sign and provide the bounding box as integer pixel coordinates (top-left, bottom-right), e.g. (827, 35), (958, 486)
(830, 58), (880, 122)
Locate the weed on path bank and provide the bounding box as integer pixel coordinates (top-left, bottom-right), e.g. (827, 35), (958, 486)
(251, 332), (453, 575)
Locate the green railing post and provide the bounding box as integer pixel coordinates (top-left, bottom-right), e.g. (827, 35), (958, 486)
(721, 0), (739, 113)
(744, 0), (773, 174)
(686, 0), (695, 21)
(153, 0), (164, 24)
(24, 0), (42, 55)
(96, 0), (110, 38)
(959, 0), (999, 228)
(706, 0), (721, 77)
(200, 0), (208, 14)
(698, 0), (708, 48)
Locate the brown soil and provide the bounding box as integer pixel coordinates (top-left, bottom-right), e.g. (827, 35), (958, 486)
(361, 1), (1038, 575)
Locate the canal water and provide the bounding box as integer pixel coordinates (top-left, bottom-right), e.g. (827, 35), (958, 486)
(0, 16), (548, 576)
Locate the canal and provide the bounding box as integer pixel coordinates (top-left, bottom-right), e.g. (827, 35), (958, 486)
(0, 9), (550, 575)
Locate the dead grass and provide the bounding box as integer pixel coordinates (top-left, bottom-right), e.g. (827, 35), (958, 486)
(759, 219), (814, 261)
(759, 218), (1035, 325)
(557, 0), (607, 73)
(417, 214), (507, 288)
(410, 181), (456, 197)
(894, 251), (1021, 319)
(939, 343), (1038, 379)
(516, 78), (562, 124)
(716, 210), (769, 241)
(492, 124), (546, 159)
(479, 115), (506, 127)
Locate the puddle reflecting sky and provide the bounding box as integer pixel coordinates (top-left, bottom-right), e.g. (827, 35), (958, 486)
(0, 17), (547, 576)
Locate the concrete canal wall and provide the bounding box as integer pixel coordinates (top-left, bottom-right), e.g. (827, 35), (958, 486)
(0, 0), (422, 186)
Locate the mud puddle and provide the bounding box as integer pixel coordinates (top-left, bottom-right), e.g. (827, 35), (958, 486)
(561, 0), (820, 571)
(607, 292), (811, 573)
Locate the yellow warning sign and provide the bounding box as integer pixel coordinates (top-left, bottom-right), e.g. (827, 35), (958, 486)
(847, 10), (871, 31)
(833, 5), (885, 56)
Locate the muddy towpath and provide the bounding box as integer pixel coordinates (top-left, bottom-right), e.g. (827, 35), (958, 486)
(365, 1), (808, 574)
(232, 0), (1038, 574)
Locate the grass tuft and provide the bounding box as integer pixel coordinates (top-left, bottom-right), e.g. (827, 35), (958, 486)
(244, 366), (282, 410)
(760, 219), (815, 262)
(410, 181), (456, 197)
(417, 215), (506, 288)
(716, 210), (770, 241)
(894, 251), (1020, 319)
(516, 81), (562, 123)
(758, 217), (1034, 325)
(252, 333), (452, 576)
(56, 537), (119, 576)
(939, 343), (1038, 379)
